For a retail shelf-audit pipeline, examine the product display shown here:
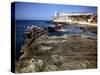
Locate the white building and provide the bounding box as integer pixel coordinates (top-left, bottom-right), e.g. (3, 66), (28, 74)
(51, 12), (97, 24)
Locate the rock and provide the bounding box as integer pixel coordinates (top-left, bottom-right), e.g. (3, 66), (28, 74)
(81, 33), (96, 39)
(20, 59), (36, 73)
(60, 60), (91, 70)
(39, 46), (53, 51)
(44, 65), (58, 71)
(51, 55), (64, 66)
(35, 59), (44, 72)
(16, 27), (97, 72)
(18, 59), (44, 73)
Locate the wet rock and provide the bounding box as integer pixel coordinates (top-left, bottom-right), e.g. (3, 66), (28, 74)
(81, 32), (97, 39)
(39, 46), (53, 51)
(43, 65), (58, 71)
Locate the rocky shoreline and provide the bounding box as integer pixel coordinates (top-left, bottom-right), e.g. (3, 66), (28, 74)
(15, 24), (97, 73)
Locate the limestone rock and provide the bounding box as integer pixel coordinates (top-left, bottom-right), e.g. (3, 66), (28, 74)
(44, 65), (58, 71)
(17, 59), (44, 73)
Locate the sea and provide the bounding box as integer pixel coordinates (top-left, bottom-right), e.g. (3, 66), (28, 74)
(16, 20), (96, 60)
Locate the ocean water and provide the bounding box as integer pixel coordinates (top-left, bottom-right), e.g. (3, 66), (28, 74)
(15, 20), (90, 59)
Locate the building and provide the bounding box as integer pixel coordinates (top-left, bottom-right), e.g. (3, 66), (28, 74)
(51, 12), (97, 24)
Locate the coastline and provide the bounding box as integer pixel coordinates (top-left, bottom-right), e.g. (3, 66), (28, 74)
(15, 22), (97, 73)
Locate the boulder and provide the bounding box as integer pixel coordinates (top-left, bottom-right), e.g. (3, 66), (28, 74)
(18, 59), (44, 73)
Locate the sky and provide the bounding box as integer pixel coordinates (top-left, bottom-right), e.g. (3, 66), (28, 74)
(15, 2), (97, 20)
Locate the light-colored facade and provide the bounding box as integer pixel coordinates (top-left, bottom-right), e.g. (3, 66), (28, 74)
(51, 12), (97, 25)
